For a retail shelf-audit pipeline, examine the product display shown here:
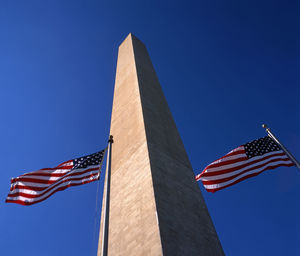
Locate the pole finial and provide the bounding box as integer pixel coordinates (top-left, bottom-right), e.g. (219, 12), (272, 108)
(262, 124), (268, 129)
(108, 135), (114, 144)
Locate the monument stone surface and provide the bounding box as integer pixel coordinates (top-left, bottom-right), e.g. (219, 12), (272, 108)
(97, 33), (224, 256)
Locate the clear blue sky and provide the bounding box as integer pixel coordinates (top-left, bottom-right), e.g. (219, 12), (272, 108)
(1, 0), (299, 255)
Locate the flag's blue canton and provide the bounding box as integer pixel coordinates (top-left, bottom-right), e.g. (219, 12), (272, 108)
(73, 150), (105, 169)
(244, 136), (281, 159)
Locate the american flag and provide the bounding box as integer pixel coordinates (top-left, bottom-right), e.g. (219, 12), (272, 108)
(196, 136), (294, 192)
(6, 150), (106, 206)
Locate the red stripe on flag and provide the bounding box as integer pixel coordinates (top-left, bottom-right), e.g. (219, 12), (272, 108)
(5, 175), (99, 206)
(8, 172), (100, 199)
(201, 158), (292, 185)
(12, 167), (100, 184)
(204, 162), (294, 192)
(200, 152), (289, 178)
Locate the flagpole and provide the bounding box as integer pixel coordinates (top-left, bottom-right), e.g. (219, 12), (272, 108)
(100, 135), (113, 256)
(262, 124), (300, 170)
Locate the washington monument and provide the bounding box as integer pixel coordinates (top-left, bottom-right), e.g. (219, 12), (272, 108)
(97, 34), (224, 256)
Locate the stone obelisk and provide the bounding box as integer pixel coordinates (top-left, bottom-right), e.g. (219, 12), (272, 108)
(97, 34), (224, 256)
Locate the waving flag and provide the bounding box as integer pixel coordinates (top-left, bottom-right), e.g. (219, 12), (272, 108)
(6, 150), (106, 206)
(196, 136), (294, 192)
